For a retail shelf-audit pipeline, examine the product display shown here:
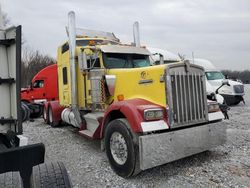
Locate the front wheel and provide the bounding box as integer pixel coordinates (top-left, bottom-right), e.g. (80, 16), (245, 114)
(104, 118), (140, 178)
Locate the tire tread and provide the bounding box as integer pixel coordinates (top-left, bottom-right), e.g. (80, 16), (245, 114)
(33, 162), (72, 188)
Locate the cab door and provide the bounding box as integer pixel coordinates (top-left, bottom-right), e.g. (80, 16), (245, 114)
(31, 78), (47, 102)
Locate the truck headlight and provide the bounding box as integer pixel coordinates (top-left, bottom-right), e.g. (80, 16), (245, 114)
(208, 103), (220, 113)
(144, 109), (164, 120)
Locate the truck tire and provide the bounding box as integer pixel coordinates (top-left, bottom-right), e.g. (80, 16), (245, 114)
(33, 162), (72, 188)
(0, 162), (71, 188)
(21, 102), (30, 122)
(104, 118), (140, 178)
(48, 106), (60, 127)
(0, 171), (23, 188)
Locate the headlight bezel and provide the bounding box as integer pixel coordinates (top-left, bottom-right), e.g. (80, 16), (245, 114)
(144, 108), (164, 121)
(208, 103), (220, 113)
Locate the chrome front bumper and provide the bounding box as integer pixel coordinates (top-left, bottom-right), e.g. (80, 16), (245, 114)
(139, 122), (226, 170)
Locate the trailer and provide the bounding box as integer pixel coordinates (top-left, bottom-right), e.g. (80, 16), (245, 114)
(43, 12), (227, 178)
(0, 9), (72, 187)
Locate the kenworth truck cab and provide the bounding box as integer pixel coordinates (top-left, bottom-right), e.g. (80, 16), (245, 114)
(45, 12), (226, 178)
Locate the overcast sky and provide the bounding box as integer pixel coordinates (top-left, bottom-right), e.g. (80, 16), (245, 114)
(1, 0), (250, 70)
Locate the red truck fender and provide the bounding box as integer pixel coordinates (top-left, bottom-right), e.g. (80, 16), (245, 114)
(44, 100), (65, 126)
(100, 98), (168, 138)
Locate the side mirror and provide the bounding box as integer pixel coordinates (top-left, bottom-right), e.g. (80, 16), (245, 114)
(152, 53), (164, 65)
(78, 50), (88, 71)
(222, 79), (230, 86)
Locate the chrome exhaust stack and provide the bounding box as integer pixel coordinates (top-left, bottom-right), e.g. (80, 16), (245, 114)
(67, 11), (82, 128)
(133, 21), (140, 47)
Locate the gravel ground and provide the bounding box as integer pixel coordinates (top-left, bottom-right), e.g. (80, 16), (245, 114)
(23, 85), (250, 188)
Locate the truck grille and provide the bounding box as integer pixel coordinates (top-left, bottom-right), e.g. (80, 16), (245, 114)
(233, 85), (244, 94)
(166, 62), (208, 128)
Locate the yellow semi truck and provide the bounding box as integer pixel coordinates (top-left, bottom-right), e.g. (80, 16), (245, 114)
(44, 12), (226, 178)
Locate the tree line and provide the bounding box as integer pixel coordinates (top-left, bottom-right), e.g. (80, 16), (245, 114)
(21, 49), (55, 87)
(221, 70), (250, 84)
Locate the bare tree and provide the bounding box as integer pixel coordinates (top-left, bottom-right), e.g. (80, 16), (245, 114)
(178, 53), (186, 61)
(1, 9), (55, 87)
(21, 48), (56, 87)
(2, 12), (10, 27)
(221, 69), (250, 84)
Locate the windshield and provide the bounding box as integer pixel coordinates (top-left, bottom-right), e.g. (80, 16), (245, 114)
(205, 71), (225, 80)
(103, 53), (150, 69)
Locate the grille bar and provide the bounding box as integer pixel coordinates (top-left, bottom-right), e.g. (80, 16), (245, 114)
(166, 63), (208, 128)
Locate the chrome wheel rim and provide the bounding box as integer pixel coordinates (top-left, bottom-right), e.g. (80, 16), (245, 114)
(110, 132), (128, 165)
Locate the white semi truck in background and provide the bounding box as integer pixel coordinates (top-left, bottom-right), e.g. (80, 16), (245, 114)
(192, 59), (245, 105)
(149, 48), (245, 106)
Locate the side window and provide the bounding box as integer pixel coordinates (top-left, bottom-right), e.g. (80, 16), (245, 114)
(62, 43), (69, 54)
(33, 80), (44, 88)
(62, 67), (68, 85)
(132, 54), (150, 68)
(87, 58), (101, 68)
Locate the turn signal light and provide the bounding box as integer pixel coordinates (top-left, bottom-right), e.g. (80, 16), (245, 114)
(89, 40), (95, 46)
(117, 94), (124, 101)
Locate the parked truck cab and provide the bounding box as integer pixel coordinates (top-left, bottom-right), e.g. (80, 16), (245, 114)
(21, 64), (59, 103)
(192, 59), (245, 105)
(20, 64), (59, 118)
(45, 12), (226, 178)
